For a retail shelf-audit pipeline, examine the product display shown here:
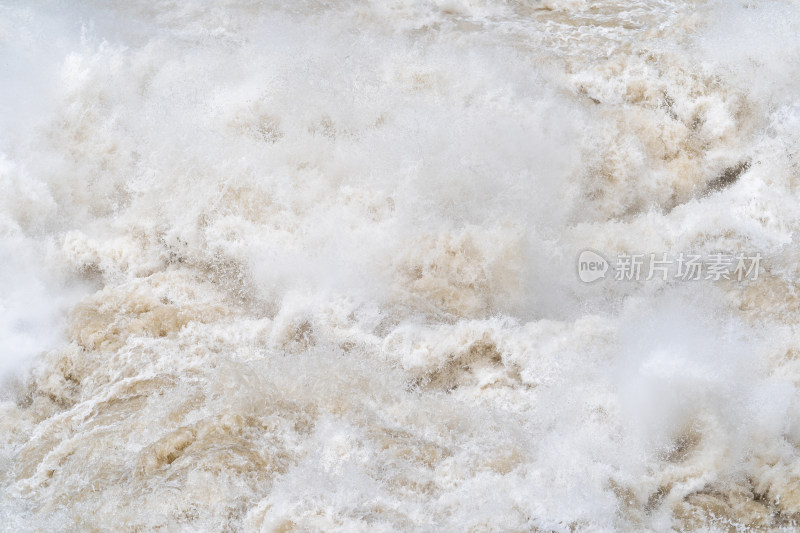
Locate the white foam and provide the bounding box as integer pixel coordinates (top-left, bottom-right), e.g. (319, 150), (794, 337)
(2, 0), (800, 530)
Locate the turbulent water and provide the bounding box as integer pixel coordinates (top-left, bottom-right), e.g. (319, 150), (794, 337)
(2, 0), (800, 531)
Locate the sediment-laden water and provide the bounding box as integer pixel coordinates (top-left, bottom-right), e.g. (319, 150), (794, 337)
(2, 1), (800, 530)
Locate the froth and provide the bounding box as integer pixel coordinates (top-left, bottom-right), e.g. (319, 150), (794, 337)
(2, 0), (800, 531)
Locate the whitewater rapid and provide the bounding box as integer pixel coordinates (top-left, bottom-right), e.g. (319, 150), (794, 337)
(2, 0), (800, 531)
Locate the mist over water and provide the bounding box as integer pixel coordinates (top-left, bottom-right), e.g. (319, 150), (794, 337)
(2, 0), (800, 530)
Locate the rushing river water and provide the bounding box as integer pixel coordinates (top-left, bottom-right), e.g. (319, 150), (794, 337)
(2, 0), (800, 531)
